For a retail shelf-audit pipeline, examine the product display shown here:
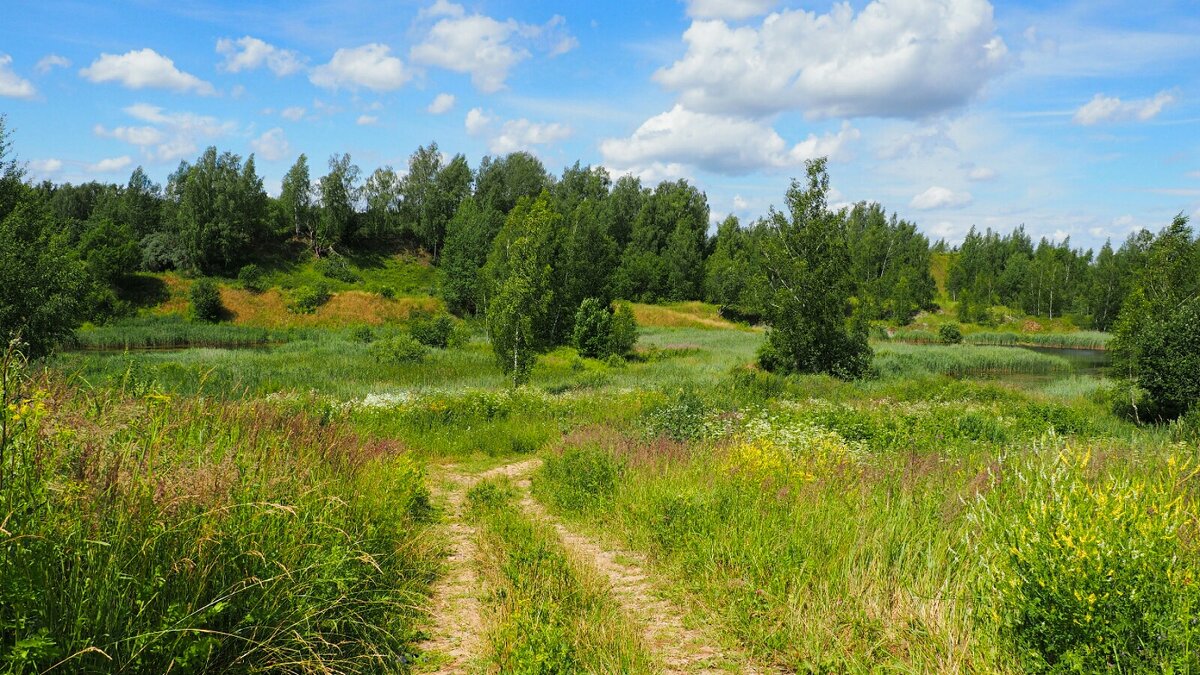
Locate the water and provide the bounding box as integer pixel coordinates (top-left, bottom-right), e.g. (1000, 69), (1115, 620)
(1020, 346), (1110, 375)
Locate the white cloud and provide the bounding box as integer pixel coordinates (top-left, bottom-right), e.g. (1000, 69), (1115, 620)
(35, 54), (71, 74)
(411, 2), (576, 93)
(356, 114), (379, 126)
(250, 127), (290, 161)
(910, 185), (973, 210)
(89, 156), (133, 173)
(0, 55), (36, 99)
(465, 107), (572, 154)
(877, 123), (957, 160)
(1072, 91), (1176, 125)
(281, 106), (306, 121)
(94, 123), (167, 146)
(732, 194), (750, 209)
(29, 158), (63, 174)
(967, 165), (997, 181)
(428, 93), (456, 114)
(216, 36), (304, 76)
(309, 44), (410, 92)
(99, 103), (237, 162)
(80, 48), (215, 95)
(686, 0), (778, 20)
(656, 0), (1008, 119)
(600, 104), (859, 176)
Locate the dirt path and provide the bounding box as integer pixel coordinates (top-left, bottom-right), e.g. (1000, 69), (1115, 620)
(418, 459), (543, 674)
(505, 459), (768, 674)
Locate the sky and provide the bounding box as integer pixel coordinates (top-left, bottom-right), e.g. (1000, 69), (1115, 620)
(1, 0), (1198, 250)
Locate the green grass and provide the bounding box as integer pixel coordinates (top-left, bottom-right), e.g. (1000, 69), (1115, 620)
(0, 355), (437, 673)
(964, 330), (1112, 349)
(466, 478), (657, 674)
(262, 251), (439, 296)
(72, 315), (298, 350)
(874, 342), (1074, 377)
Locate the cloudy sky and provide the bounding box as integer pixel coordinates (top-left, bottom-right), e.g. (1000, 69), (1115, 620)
(2, 0), (1198, 248)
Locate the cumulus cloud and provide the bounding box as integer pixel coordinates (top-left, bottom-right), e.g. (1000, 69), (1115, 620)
(910, 185), (973, 209)
(93, 124), (167, 146)
(464, 107), (571, 154)
(250, 128), (290, 161)
(600, 104), (859, 176)
(1073, 91), (1176, 125)
(281, 106), (306, 121)
(216, 36), (304, 76)
(35, 54), (71, 74)
(310, 44), (410, 92)
(428, 93), (456, 114)
(89, 156), (133, 173)
(80, 48), (215, 95)
(356, 114), (379, 126)
(0, 55), (36, 99)
(411, 1), (577, 93)
(656, 0), (1008, 119)
(686, 0), (778, 20)
(97, 103), (236, 162)
(29, 158), (63, 175)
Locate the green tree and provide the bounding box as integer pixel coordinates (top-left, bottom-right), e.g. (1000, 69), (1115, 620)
(475, 152), (549, 215)
(484, 193), (559, 384)
(571, 297), (613, 359)
(441, 197), (502, 316)
(362, 166), (402, 243)
(756, 158), (871, 379)
(190, 278), (224, 323)
(0, 193), (87, 357)
(608, 303), (639, 357)
(170, 147), (268, 274)
(316, 153), (360, 255)
(281, 154), (315, 245)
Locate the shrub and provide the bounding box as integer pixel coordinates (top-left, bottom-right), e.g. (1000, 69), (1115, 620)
(974, 445), (1200, 672)
(288, 283), (331, 314)
(572, 298), (613, 359)
(608, 303), (639, 357)
(317, 257), (360, 283)
(939, 323), (963, 344)
(369, 334), (427, 364)
(409, 312), (456, 349)
(237, 264), (266, 293)
(644, 388), (709, 441)
(189, 279), (223, 323)
(349, 324), (375, 343)
(378, 285), (396, 300)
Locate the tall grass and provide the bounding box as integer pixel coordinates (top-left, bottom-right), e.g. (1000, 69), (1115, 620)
(466, 478), (656, 673)
(964, 331), (1112, 349)
(0, 344), (436, 673)
(72, 315), (295, 350)
(874, 342), (1073, 377)
(532, 409), (1198, 672)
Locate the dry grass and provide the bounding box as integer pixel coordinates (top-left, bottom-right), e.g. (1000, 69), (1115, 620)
(629, 302), (747, 330)
(221, 288), (441, 327)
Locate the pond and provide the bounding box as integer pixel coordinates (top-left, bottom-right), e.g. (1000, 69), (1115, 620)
(1020, 346), (1110, 375)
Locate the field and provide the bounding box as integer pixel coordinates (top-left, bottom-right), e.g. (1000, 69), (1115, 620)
(4, 292), (1197, 674)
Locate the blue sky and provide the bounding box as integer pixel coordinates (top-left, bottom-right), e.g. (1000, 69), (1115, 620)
(2, 0), (1198, 249)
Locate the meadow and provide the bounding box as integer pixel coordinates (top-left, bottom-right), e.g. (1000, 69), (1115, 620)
(4, 296), (1197, 674)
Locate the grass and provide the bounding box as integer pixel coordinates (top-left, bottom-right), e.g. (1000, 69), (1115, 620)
(466, 478), (657, 674)
(874, 342), (1074, 377)
(72, 315), (295, 350)
(628, 301), (748, 330)
(531, 399), (1198, 672)
(0, 348), (437, 673)
(964, 330), (1112, 349)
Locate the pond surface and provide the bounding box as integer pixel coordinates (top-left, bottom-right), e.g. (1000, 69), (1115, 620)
(1020, 346), (1109, 375)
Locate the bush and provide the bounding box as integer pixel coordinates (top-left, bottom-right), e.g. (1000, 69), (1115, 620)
(572, 298), (613, 359)
(608, 303), (638, 357)
(409, 313), (456, 349)
(189, 279), (224, 323)
(288, 283), (331, 314)
(369, 334), (427, 364)
(975, 445), (1200, 672)
(317, 257), (360, 283)
(378, 285), (396, 300)
(237, 264), (266, 293)
(349, 324), (375, 344)
(644, 388), (709, 441)
(939, 323), (963, 344)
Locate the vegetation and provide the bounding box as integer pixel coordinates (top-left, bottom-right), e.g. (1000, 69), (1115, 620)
(188, 278), (223, 322)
